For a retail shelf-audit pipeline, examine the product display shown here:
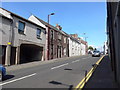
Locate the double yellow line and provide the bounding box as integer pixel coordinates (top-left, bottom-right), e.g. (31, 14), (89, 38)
(75, 55), (105, 90)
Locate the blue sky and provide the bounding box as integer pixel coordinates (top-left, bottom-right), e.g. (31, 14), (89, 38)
(2, 2), (107, 50)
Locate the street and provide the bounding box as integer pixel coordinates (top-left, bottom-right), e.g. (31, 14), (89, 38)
(1, 55), (102, 89)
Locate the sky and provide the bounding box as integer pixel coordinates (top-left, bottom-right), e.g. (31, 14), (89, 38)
(2, 2), (107, 51)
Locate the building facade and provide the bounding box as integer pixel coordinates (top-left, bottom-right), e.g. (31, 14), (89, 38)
(0, 8), (46, 65)
(70, 34), (87, 55)
(68, 36), (81, 57)
(107, 1), (120, 86)
(80, 40), (86, 55)
(103, 41), (108, 54)
(29, 15), (69, 60)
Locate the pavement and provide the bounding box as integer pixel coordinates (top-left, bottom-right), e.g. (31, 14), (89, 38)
(83, 55), (119, 89)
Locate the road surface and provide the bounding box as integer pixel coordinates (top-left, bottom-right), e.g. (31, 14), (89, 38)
(1, 55), (102, 89)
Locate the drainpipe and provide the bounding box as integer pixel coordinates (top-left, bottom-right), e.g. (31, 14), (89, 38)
(5, 15), (13, 66)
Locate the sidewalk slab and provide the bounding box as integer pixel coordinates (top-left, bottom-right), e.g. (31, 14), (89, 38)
(83, 56), (119, 88)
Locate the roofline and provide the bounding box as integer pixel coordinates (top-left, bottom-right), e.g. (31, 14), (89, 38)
(0, 13), (12, 20)
(34, 15), (69, 36)
(1, 8), (46, 30)
(69, 35), (81, 44)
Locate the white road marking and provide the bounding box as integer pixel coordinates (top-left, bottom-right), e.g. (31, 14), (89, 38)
(0, 73), (36, 86)
(72, 60), (80, 63)
(82, 56), (90, 59)
(51, 63), (69, 70)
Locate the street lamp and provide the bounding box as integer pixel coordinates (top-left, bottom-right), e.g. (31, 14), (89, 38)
(47, 13), (55, 60)
(48, 13), (55, 24)
(85, 37), (88, 42)
(83, 33), (88, 42)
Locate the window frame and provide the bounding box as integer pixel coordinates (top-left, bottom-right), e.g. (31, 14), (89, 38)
(36, 28), (42, 39)
(18, 21), (25, 34)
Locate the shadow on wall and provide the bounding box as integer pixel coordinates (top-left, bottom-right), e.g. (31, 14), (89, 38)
(20, 44), (43, 64)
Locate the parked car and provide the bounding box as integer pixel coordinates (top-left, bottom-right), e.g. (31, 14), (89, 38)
(0, 64), (6, 80)
(100, 51), (104, 55)
(92, 50), (101, 57)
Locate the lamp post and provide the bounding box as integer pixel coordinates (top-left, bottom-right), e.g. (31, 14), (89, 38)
(83, 33), (88, 42)
(47, 13), (55, 60)
(48, 13), (55, 24)
(83, 33), (88, 55)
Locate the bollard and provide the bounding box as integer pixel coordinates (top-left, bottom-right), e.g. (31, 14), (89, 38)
(85, 70), (87, 83)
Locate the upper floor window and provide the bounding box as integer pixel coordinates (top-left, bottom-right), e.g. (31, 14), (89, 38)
(51, 30), (54, 40)
(58, 33), (62, 40)
(64, 37), (67, 43)
(18, 21), (25, 34)
(37, 28), (41, 39)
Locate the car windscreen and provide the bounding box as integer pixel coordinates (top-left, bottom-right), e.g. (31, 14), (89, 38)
(93, 51), (99, 53)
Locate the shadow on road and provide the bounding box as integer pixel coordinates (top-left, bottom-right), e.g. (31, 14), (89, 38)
(49, 80), (73, 90)
(64, 68), (72, 71)
(3, 75), (15, 81)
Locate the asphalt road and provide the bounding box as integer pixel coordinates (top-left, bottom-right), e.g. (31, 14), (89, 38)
(1, 55), (102, 89)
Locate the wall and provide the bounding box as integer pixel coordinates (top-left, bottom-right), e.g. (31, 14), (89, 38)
(107, 1), (120, 86)
(68, 37), (81, 57)
(1, 17), (11, 46)
(81, 43), (86, 55)
(12, 16), (46, 47)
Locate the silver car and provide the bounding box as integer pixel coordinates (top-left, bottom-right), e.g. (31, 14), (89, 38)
(92, 51), (101, 57)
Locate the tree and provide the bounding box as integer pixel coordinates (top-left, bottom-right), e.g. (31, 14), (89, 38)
(88, 46), (94, 50)
(94, 48), (97, 51)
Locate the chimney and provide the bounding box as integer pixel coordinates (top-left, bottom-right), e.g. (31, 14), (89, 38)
(56, 24), (62, 30)
(70, 34), (78, 39)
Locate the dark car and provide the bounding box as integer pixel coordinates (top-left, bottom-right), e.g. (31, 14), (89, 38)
(92, 50), (101, 57)
(0, 64), (6, 80)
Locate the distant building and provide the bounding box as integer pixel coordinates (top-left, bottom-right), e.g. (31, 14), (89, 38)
(0, 8), (46, 65)
(70, 34), (88, 55)
(80, 39), (87, 55)
(103, 41), (108, 54)
(68, 35), (81, 57)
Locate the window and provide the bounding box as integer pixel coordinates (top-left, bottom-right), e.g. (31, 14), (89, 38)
(18, 21), (25, 34)
(51, 44), (54, 55)
(37, 28), (41, 39)
(58, 33), (62, 40)
(51, 30), (54, 40)
(64, 37), (66, 43)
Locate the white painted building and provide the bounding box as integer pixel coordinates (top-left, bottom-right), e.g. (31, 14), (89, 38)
(80, 42), (86, 55)
(104, 41), (108, 54)
(68, 36), (81, 57)
(77, 37), (86, 55)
